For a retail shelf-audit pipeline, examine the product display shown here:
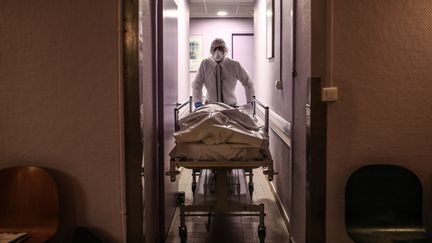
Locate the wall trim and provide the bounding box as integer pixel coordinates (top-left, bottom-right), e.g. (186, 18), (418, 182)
(268, 181), (291, 231)
(257, 107), (292, 147)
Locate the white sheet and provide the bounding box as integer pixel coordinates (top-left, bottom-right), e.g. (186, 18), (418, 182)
(170, 103), (270, 161)
(174, 103), (267, 146)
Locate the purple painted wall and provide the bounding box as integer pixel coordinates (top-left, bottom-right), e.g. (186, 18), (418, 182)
(254, 0), (294, 122)
(255, 0), (292, 231)
(254, 1), (309, 242)
(232, 34), (255, 105)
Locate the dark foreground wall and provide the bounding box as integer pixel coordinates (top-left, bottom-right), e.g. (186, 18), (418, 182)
(0, 1), (125, 241)
(324, 1), (432, 242)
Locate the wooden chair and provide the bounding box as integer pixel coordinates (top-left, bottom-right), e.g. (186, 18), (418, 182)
(0, 166), (59, 242)
(346, 164), (432, 242)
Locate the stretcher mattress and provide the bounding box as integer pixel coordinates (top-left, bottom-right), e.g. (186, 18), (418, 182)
(170, 103), (270, 161)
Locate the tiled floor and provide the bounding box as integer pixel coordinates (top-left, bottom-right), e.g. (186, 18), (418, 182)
(165, 168), (290, 243)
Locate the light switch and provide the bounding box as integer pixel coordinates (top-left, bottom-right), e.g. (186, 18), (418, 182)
(322, 87), (338, 102)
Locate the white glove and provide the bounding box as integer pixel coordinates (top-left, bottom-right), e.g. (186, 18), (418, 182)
(240, 102), (253, 114)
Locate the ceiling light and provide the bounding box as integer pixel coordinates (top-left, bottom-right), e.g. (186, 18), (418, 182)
(217, 11), (228, 16)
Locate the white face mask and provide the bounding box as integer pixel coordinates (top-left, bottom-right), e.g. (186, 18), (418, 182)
(213, 50), (224, 62)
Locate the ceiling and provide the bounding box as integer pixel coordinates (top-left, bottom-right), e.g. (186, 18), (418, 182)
(189, 0), (255, 18)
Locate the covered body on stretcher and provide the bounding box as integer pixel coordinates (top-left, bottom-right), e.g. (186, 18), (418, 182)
(170, 102), (270, 161)
(166, 101), (276, 243)
(167, 102), (275, 182)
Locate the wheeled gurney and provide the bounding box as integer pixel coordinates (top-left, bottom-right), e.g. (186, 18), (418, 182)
(165, 97), (276, 243)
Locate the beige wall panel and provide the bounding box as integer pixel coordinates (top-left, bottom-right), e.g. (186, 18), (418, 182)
(0, 0), (124, 241)
(326, 1), (432, 242)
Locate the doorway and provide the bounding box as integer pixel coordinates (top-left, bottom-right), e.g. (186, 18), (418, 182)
(232, 33), (255, 105)
(137, 0), (300, 242)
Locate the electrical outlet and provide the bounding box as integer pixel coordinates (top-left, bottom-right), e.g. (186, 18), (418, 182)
(322, 87), (338, 102)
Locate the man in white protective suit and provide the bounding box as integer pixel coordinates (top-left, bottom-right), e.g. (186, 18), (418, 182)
(192, 38), (255, 109)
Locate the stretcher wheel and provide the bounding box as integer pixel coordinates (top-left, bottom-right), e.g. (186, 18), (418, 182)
(177, 191), (185, 205)
(191, 182), (197, 194)
(258, 225), (266, 243)
(179, 226), (187, 243)
(205, 213), (212, 232)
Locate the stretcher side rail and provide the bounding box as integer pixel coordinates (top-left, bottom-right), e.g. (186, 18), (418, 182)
(168, 97), (274, 243)
(174, 96), (193, 131)
(165, 158), (277, 182)
(174, 96), (269, 134)
(252, 96), (269, 134)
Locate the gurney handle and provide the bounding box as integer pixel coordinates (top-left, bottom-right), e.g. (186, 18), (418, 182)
(252, 96), (269, 134)
(174, 96), (193, 131)
(263, 170), (278, 181)
(174, 96), (269, 134)
(165, 170), (181, 182)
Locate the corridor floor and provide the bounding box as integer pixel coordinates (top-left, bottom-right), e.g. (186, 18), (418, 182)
(165, 168), (290, 243)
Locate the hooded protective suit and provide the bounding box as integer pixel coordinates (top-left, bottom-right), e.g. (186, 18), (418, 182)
(192, 38), (255, 107)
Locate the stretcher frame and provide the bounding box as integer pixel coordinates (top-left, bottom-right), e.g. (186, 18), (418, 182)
(166, 97), (276, 243)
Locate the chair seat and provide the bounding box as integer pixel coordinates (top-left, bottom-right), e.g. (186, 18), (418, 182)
(346, 165), (432, 243)
(0, 227), (56, 242)
(0, 166), (59, 242)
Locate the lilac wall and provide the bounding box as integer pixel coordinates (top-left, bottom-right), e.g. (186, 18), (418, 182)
(254, 0), (281, 116)
(254, 0), (293, 122)
(324, 1), (432, 242)
(0, 0), (124, 242)
(254, 1), (309, 242)
(189, 18), (254, 88)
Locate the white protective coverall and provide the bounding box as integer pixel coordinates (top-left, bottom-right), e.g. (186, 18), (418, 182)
(192, 56), (255, 107)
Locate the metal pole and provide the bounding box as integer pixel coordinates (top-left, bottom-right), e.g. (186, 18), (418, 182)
(189, 96), (192, 114)
(265, 107), (269, 134)
(253, 96), (256, 117)
(174, 108), (179, 131)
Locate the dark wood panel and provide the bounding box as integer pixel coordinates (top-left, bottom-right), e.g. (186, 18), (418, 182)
(306, 77), (327, 243)
(0, 167), (59, 243)
(123, 0), (144, 241)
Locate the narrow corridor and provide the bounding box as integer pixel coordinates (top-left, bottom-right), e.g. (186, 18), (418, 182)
(166, 169), (290, 243)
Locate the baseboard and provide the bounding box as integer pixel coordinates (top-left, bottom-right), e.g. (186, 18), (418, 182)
(267, 180), (291, 234)
(256, 106), (292, 147)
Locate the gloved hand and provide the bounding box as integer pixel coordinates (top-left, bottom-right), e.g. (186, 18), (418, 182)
(195, 102), (203, 109)
(241, 102), (253, 114)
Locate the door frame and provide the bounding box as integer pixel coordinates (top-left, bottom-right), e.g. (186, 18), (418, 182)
(231, 33), (254, 59)
(122, 0), (161, 242)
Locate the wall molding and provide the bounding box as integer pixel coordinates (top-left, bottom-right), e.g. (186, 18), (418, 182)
(268, 180), (291, 232)
(256, 107), (292, 147)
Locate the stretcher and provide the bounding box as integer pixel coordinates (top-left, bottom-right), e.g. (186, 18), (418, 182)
(166, 97), (276, 243)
